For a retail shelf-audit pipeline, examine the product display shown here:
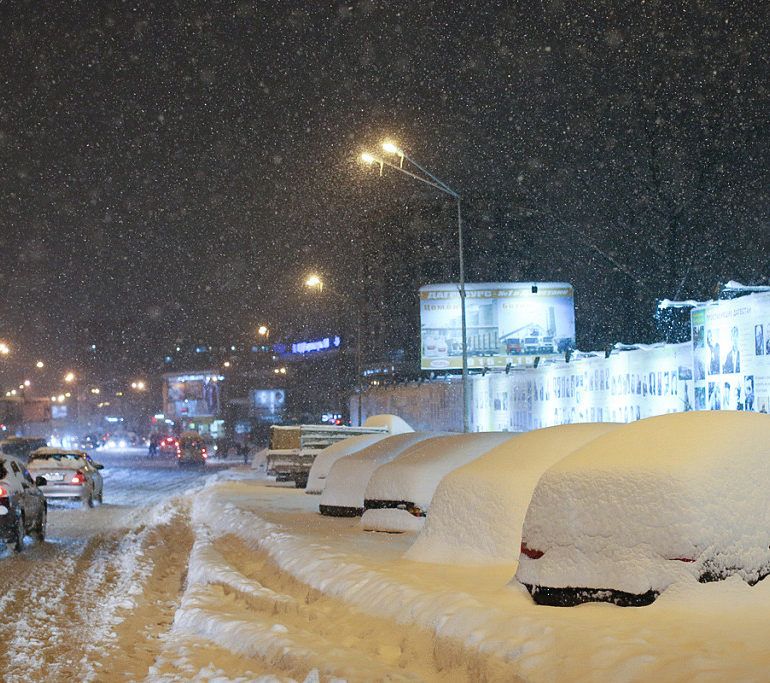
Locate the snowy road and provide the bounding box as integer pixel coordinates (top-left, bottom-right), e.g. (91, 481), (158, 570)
(0, 448), (234, 682)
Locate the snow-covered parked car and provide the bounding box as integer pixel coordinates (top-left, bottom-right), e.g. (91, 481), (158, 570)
(405, 423), (620, 565)
(319, 432), (439, 516)
(0, 455), (47, 550)
(361, 432), (514, 533)
(516, 411), (770, 607)
(306, 433), (391, 495)
(28, 448), (104, 507)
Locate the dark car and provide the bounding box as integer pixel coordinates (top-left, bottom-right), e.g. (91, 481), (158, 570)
(0, 437), (49, 463)
(0, 455), (47, 551)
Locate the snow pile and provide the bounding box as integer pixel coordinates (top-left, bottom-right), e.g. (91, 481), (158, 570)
(362, 414), (414, 434)
(305, 433), (389, 495)
(406, 423), (621, 565)
(319, 432), (439, 515)
(363, 433), (514, 528)
(361, 508), (425, 533)
(516, 411), (770, 597)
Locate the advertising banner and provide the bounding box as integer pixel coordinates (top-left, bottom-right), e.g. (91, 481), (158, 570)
(420, 282), (576, 371)
(163, 373), (223, 419)
(691, 292), (770, 414)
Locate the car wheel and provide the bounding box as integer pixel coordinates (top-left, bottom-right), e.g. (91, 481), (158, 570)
(96, 490), (103, 504)
(12, 512), (24, 552)
(33, 506), (46, 542)
(84, 490), (94, 508)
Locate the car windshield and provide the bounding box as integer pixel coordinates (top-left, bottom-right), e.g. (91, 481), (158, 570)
(29, 453), (84, 463)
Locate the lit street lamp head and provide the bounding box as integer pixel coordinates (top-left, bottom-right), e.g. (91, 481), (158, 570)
(258, 325), (269, 336)
(382, 141), (402, 156)
(305, 274), (324, 291)
(360, 152), (376, 164)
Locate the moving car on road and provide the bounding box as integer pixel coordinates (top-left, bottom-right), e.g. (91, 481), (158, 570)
(0, 455), (47, 550)
(159, 436), (179, 456)
(27, 448), (104, 508)
(176, 432), (208, 467)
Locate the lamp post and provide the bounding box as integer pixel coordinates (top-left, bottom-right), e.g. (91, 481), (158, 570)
(361, 142), (470, 433)
(303, 274), (364, 426)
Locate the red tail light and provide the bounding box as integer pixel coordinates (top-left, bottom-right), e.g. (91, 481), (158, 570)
(71, 471), (85, 485)
(0, 486), (8, 497)
(520, 541), (544, 560)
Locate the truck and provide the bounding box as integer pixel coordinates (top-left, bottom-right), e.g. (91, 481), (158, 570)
(267, 423), (389, 488)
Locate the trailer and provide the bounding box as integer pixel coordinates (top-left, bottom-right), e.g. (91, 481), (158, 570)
(267, 423), (389, 488)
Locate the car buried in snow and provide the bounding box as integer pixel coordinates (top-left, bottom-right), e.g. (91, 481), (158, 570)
(515, 411), (770, 607)
(27, 448), (104, 508)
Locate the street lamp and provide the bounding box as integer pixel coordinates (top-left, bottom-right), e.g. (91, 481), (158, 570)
(0, 343), (10, 355)
(35, 360), (44, 369)
(257, 325), (270, 338)
(304, 274), (324, 292)
(64, 371), (76, 383)
(361, 141), (471, 433)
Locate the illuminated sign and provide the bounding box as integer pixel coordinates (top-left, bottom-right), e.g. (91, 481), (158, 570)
(163, 372), (224, 419)
(420, 282), (576, 370)
(290, 336), (341, 355)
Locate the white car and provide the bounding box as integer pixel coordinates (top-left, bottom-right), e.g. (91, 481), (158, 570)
(516, 411), (770, 607)
(28, 448), (104, 507)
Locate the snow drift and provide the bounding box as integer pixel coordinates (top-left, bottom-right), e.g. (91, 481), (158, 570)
(516, 411), (770, 604)
(319, 432), (438, 516)
(406, 423), (621, 565)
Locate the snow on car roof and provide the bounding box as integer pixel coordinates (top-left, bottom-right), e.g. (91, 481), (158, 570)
(30, 447), (87, 457)
(319, 432), (440, 511)
(405, 423), (621, 566)
(364, 432), (515, 512)
(362, 414), (414, 434)
(306, 433), (390, 494)
(516, 411), (770, 596)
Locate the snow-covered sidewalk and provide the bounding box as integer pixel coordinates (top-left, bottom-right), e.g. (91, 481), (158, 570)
(154, 474), (770, 682)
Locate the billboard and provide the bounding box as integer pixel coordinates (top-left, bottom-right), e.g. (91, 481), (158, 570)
(420, 282), (576, 370)
(163, 372), (223, 419)
(250, 388), (286, 417)
(691, 292), (770, 413)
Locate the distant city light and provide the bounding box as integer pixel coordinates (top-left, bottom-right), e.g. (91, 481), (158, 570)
(57, 394), (65, 402)
(0, 343), (10, 355)
(258, 325), (269, 336)
(64, 371), (75, 383)
(23, 380), (30, 387)
(35, 360), (44, 368)
(223, 361), (231, 368)
(90, 387), (100, 394)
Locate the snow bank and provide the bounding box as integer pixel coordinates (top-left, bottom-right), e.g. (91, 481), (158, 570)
(406, 423), (620, 565)
(516, 411), (770, 598)
(364, 433), (515, 518)
(319, 432), (439, 516)
(362, 414), (414, 435)
(305, 433), (389, 495)
(361, 508), (425, 534)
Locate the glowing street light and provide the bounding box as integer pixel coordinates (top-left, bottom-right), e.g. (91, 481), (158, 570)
(131, 381), (146, 391)
(304, 274), (324, 291)
(258, 325), (269, 337)
(0, 343), (10, 355)
(362, 139), (470, 432)
(64, 372), (76, 383)
(35, 360), (44, 369)
(23, 380), (30, 387)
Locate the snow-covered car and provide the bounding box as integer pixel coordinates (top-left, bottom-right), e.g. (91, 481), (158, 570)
(516, 411), (770, 607)
(176, 432), (208, 467)
(405, 423), (621, 565)
(306, 433), (391, 495)
(28, 448), (104, 507)
(361, 432), (514, 532)
(0, 455), (47, 550)
(319, 432), (439, 516)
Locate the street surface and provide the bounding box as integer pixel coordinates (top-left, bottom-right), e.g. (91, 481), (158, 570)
(0, 447), (234, 682)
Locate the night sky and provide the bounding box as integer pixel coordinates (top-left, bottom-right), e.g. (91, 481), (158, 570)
(0, 1), (767, 375)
